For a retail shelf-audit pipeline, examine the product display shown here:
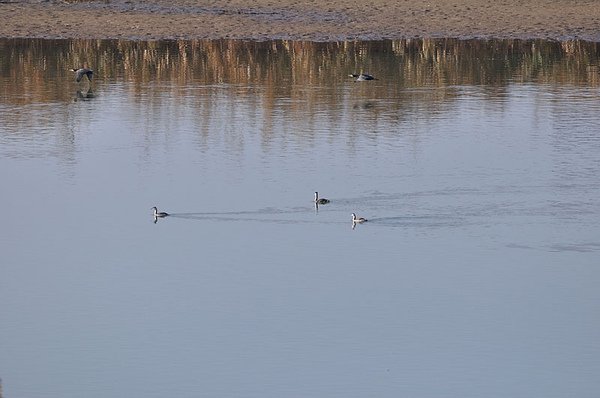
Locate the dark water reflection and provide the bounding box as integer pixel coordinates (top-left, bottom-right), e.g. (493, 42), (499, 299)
(1, 39), (600, 398)
(2, 38), (600, 159)
(2, 38), (600, 98)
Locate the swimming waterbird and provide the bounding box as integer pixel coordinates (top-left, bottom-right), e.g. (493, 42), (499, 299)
(152, 206), (169, 218)
(314, 192), (330, 205)
(351, 213), (368, 223)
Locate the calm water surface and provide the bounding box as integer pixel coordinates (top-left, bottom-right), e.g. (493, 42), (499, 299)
(1, 39), (600, 397)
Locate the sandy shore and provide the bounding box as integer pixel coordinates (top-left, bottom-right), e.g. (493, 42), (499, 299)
(1, 0), (600, 41)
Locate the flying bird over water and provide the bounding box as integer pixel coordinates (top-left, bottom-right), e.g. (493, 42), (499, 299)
(70, 67), (93, 82)
(349, 73), (377, 82)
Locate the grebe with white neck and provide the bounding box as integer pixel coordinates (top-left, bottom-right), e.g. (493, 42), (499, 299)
(314, 192), (330, 205)
(351, 213), (367, 223)
(152, 207), (169, 218)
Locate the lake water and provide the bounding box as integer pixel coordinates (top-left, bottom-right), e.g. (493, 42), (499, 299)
(1, 38), (600, 398)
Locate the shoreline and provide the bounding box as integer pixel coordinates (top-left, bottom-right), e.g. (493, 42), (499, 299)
(1, 0), (600, 42)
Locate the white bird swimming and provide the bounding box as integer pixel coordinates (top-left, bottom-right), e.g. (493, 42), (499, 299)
(152, 206), (169, 218)
(314, 192), (330, 205)
(70, 67), (93, 82)
(349, 73), (377, 82)
(351, 213), (367, 223)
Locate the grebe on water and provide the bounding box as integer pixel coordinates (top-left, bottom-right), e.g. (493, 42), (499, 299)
(152, 207), (169, 218)
(314, 192), (330, 205)
(351, 213), (367, 223)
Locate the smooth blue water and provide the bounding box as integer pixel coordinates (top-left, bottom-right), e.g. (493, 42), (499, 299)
(1, 39), (599, 398)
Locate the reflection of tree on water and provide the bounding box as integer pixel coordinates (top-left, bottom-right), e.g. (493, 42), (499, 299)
(1, 38), (599, 105)
(1, 37), (599, 172)
(1, 39), (598, 127)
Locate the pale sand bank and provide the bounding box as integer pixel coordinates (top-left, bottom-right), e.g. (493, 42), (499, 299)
(1, 0), (600, 41)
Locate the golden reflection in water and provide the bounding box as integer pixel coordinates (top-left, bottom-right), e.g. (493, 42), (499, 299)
(1, 38), (599, 106)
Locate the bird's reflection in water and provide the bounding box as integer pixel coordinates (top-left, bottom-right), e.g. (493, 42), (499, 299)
(352, 220), (369, 230)
(74, 87), (94, 102)
(351, 220), (364, 230)
(353, 101), (376, 110)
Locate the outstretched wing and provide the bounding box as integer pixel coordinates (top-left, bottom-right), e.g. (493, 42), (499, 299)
(75, 68), (93, 82)
(75, 69), (85, 82)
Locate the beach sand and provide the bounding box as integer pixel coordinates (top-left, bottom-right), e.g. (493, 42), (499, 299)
(1, 0), (599, 41)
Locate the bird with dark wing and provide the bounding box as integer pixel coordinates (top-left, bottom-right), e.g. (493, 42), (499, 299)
(70, 67), (94, 82)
